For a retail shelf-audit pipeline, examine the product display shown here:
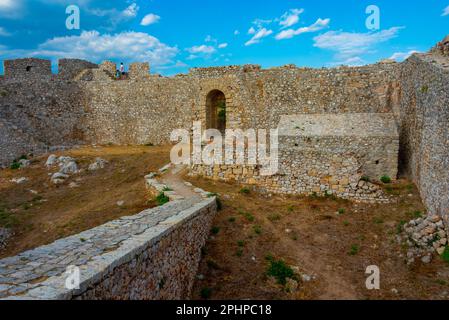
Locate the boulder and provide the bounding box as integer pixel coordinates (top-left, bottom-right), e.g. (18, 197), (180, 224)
(59, 161), (78, 174)
(45, 154), (57, 167)
(88, 158), (108, 171)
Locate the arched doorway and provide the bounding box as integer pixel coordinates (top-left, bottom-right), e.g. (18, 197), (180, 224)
(206, 90), (226, 134)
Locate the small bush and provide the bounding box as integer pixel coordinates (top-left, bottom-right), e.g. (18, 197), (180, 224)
(239, 187), (250, 195)
(361, 176), (370, 182)
(155, 192), (169, 206)
(237, 240), (245, 247)
(380, 175), (392, 184)
(349, 244), (360, 256)
(266, 259), (295, 285)
(253, 225), (262, 235)
(228, 217), (236, 223)
(236, 249), (243, 257)
(206, 259), (220, 270)
(421, 85), (429, 93)
(373, 217), (384, 224)
(338, 208), (345, 215)
(343, 221), (350, 227)
(200, 287), (212, 299)
(208, 193), (222, 210)
(242, 211), (255, 222)
(210, 226), (220, 235)
(442, 247), (449, 264)
(10, 161), (20, 170)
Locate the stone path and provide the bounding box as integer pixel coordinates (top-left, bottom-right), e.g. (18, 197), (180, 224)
(0, 164), (209, 299)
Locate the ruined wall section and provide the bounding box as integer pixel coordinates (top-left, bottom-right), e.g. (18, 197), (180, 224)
(399, 53), (449, 225)
(81, 76), (196, 145)
(0, 78), (88, 165)
(190, 63), (401, 131)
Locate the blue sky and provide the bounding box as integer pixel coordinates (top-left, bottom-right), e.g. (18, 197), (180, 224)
(0, 0), (448, 75)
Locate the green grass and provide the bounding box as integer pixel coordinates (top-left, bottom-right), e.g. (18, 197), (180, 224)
(421, 85), (429, 93)
(236, 248), (243, 257)
(373, 217), (384, 224)
(338, 208), (346, 215)
(155, 192), (169, 206)
(206, 259), (220, 270)
(239, 187), (251, 194)
(361, 176), (370, 182)
(208, 193), (222, 211)
(397, 220), (407, 234)
(349, 244), (360, 256)
(237, 240), (245, 247)
(343, 221), (350, 227)
(380, 175), (392, 184)
(200, 287), (212, 299)
(10, 161), (21, 170)
(0, 207), (18, 228)
(268, 213), (281, 222)
(253, 225), (262, 235)
(442, 247), (449, 264)
(266, 258), (295, 285)
(243, 212), (255, 222)
(210, 226), (220, 235)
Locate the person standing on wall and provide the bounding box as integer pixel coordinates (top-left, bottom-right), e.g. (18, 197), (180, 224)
(120, 62), (125, 75)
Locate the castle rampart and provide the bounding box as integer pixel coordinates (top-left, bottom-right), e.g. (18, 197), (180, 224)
(0, 36), (448, 221)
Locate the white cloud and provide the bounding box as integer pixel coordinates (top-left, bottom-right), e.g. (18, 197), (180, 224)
(122, 3), (139, 18)
(0, 26), (10, 36)
(186, 45), (216, 54)
(248, 27), (256, 35)
(313, 27), (403, 62)
(218, 43), (228, 49)
(245, 28), (273, 46)
(276, 18), (330, 40)
(0, 0), (22, 18)
(3, 30), (178, 66)
(234, 30), (240, 35)
(279, 8), (304, 28)
(140, 13), (160, 26)
(443, 6), (449, 16)
(389, 50), (419, 61)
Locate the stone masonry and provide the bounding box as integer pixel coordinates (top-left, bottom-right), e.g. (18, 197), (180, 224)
(0, 36), (448, 222)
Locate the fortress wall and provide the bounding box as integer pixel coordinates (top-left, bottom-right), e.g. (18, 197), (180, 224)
(399, 54), (449, 226)
(81, 76), (196, 145)
(0, 79), (87, 166)
(189, 63), (401, 132)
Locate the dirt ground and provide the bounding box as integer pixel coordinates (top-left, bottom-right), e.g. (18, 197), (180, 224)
(0, 145), (171, 258)
(187, 176), (449, 300)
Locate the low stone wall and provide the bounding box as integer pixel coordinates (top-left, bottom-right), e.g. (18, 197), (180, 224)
(0, 179), (216, 300)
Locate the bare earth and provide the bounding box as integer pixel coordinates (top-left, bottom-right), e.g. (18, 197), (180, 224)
(186, 175), (449, 300)
(1, 146), (449, 300)
(0, 145), (171, 258)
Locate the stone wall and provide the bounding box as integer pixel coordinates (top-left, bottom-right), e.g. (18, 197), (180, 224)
(58, 59), (98, 80)
(0, 78), (88, 166)
(398, 53), (449, 228)
(0, 195), (217, 300)
(3, 58), (52, 80)
(191, 113), (398, 202)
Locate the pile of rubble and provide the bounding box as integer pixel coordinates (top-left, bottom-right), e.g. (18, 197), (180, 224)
(402, 214), (448, 265)
(45, 154), (108, 185)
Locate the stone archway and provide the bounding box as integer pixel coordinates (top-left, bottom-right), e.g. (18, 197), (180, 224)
(206, 90), (226, 133)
